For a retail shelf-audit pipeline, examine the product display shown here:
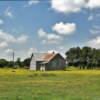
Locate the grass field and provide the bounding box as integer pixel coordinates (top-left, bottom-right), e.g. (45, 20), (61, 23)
(0, 69), (100, 100)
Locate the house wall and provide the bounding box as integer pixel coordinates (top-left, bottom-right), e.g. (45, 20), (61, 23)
(46, 55), (66, 70)
(36, 61), (43, 70)
(30, 53), (66, 71)
(30, 56), (36, 70)
(30, 53), (47, 70)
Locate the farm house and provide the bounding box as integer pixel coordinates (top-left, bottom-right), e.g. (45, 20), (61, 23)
(30, 52), (66, 71)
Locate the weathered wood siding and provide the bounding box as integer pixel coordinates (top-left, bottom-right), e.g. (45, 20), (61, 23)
(30, 53), (66, 71)
(30, 53), (47, 70)
(46, 54), (66, 70)
(30, 56), (36, 70)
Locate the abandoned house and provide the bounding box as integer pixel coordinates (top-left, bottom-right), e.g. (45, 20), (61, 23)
(30, 52), (66, 71)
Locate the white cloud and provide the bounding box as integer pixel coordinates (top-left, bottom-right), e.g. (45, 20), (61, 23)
(46, 33), (62, 44)
(38, 22), (76, 44)
(86, 0), (100, 9)
(17, 35), (29, 43)
(51, 0), (86, 14)
(0, 30), (28, 48)
(0, 19), (3, 25)
(4, 7), (13, 18)
(88, 36), (100, 48)
(0, 30), (15, 43)
(0, 41), (8, 48)
(52, 22), (76, 35)
(51, 0), (100, 14)
(47, 34), (61, 41)
(38, 28), (62, 44)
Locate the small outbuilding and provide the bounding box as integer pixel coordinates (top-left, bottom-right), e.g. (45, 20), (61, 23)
(30, 52), (66, 71)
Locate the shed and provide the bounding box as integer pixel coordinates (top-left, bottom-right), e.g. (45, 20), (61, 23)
(30, 52), (66, 71)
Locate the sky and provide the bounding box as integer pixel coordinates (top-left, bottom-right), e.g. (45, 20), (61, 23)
(0, 0), (100, 60)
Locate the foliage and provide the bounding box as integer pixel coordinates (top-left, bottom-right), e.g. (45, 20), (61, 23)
(15, 58), (23, 68)
(22, 58), (31, 68)
(65, 46), (100, 69)
(0, 57), (31, 68)
(0, 59), (8, 68)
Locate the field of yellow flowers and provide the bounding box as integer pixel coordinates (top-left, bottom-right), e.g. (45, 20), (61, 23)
(0, 68), (100, 100)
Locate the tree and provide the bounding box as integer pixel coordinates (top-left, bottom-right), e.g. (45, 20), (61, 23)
(15, 58), (23, 68)
(7, 61), (14, 68)
(65, 47), (81, 67)
(65, 46), (100, 69)
(0, 59), (8, 68)
(23, 58), (31, 68)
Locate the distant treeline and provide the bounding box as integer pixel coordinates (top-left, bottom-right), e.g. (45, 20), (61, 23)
(0, 58), (31, 68)
(66, 47), (100, 69)
(0, 46), (100, 69)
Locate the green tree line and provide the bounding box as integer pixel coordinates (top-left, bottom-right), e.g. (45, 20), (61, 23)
(65, 46), (100, 69)
(0, 58), (31, 68)
(0, 46), (100, 69)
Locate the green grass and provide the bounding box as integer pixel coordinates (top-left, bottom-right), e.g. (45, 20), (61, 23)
(0, 68), (100, 100)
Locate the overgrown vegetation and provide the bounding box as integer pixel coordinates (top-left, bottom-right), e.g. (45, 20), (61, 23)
(0, 69), (100, 100)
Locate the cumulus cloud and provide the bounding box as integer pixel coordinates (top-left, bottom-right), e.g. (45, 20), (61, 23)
(0, 30), (28, 48)
(52, 22), (76, 35)
(38, 28), (62, 44)
(86, 0), (100, 9)
(88, 36), (100, 48)
(51, 0), (100, 14)
(38, 22), (76, 44)
(0, 30), (15, 43)
(4, 7), (13, 18)
(51, 0), (86, 14)
(46, 34), (62, 44)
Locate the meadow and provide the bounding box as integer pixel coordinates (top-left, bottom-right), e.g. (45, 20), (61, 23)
(0, 68), (100, 100)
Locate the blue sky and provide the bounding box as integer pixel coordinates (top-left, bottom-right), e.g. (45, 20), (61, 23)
(0, 0), (100, 60)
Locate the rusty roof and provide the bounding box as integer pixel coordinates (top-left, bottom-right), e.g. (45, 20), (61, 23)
(42, 53), (57, 62)
(32, 52), (65, 63)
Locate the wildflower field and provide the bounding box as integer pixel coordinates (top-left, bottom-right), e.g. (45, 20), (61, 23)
(0, 68), (100, 100)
